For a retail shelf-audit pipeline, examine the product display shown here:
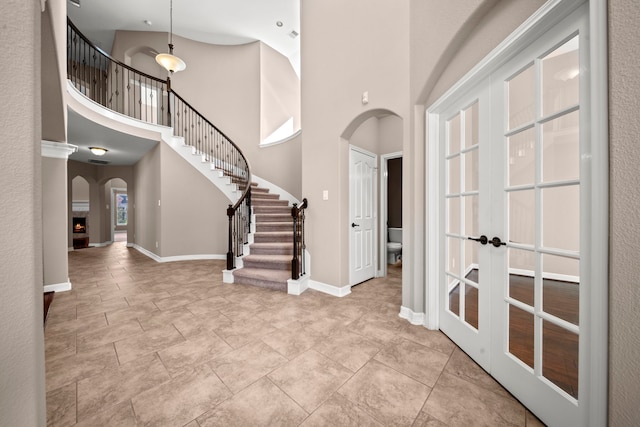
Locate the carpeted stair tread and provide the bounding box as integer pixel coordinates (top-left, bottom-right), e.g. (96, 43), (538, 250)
(256, 222), (293, 232)
(255, 214), (292, 222)
(249, 242), (293, 255)
(252, 192), (280, 200)
(242, 254), (291, 270)
(254, 231), (293, 243)
(251, 201), (291, 207)
(253, 206), (291, 214)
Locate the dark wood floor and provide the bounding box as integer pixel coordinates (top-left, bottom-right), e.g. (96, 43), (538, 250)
(44, 291), (54, 326)
(449, 269), (579, 399)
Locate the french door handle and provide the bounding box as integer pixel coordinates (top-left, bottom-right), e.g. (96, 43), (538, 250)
(351, 223), (360, 228)
(468, 235), (488, 245)
(490, 236), (506, 247)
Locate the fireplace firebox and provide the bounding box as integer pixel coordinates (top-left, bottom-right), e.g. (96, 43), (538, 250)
(73, 217), (86, 233)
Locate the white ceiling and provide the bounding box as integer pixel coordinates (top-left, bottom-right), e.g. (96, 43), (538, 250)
(67, 0), (301, 73)
(66, 0), (300, 167)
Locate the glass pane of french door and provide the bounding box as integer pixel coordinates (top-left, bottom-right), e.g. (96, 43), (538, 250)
(504, 34), (581, 400)
(446, 101), (481, 331)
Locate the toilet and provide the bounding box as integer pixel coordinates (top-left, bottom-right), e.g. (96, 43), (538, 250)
(387, 227), (402, 264)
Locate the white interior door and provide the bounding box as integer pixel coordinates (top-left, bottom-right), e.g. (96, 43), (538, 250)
(350, 146), (377, 285)
(436, 4), (596, 425)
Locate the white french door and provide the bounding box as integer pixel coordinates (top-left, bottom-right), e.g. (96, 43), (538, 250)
(434, 3), (603, 425)
(350, 146), (377, 285)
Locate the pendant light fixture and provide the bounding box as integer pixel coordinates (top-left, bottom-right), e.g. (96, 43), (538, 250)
(155, 0), (186, 73)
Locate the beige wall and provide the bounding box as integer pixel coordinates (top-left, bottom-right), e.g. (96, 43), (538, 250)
(41, 5), (66, 142)
(133, 145), (161, 254)
(111, 31), (302, 198)
(0, 0), (46, 425)
(302, 0), (411, 288)
(260, 42), (301, 140)
(42, 156), (69, 285)
(72, 175), (90, 201)
(159, 143), (229, 257)
(608, 0), (640, 423)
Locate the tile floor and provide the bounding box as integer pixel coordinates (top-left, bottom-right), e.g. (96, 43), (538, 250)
(45, 242), (545, 426)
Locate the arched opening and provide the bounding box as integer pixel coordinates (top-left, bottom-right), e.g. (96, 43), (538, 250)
(104, 178), (128, 244)
(341, 109), (403, 287)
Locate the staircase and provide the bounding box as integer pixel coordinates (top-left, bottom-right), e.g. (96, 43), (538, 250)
(232, 183), (294, 292)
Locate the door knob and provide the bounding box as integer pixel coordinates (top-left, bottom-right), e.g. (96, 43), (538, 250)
(468, 235), (488, 245)
(490, 236), (506, 247)
(351, 223), (360, 228)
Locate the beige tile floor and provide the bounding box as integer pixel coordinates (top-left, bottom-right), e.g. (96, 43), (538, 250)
(45, 242), (545, 426)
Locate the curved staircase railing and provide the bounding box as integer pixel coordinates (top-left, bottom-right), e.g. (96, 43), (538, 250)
(67, 18), (251, 268)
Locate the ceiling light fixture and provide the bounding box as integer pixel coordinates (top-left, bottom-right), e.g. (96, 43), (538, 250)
(155, 0), (186, 74)
(89, 147), (108, 156)
(276, 21), (283, 27)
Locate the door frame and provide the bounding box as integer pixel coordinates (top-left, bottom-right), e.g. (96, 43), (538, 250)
(425, 0), (608, 425)
(349, 145), (379, 286)
(380, 151), (403, 278)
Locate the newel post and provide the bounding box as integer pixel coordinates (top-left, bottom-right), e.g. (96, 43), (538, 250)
(226, 204), (235, 270)
(291, 203), (299, 280)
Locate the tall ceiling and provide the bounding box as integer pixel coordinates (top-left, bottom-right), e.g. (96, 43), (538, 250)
(67, 0), (301, 74)
(66, 0), (300, 167)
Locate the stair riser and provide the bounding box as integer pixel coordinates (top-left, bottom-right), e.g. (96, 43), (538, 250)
(252, 200), (289, 207)
(253, 234), (293, 243)
(242, 259), (290, 270)
(255, 216), (292, 223)
(253, 206), (291, 214)
(252, 194), (280, 200)
(250, 247), (293, 256)
(256, 224), (292, 232)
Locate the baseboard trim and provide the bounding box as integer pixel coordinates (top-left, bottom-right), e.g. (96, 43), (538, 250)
(308, 280), (351, 297)
(160, 254), (226, 263)
(287, 275), (309, 295)
(89, 241), (112, 248)
(133, 244), (226, 263)
(44, 280), (72, 293)
(67, 247), (74, 252)
(399, 306), (425, 325)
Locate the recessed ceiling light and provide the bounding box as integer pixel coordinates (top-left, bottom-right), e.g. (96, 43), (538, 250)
(276, 21), (283, 27)
(144, 20), (153, 26)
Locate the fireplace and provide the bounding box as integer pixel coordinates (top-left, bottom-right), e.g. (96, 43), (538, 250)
(73, 217), (86, 233)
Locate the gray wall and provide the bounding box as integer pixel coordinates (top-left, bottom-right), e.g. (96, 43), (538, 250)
(0, 0), (46, 425)
(608, 0), (640, 423)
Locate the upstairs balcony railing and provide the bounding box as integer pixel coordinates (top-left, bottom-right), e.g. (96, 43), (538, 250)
(67, 18), (251, 268)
